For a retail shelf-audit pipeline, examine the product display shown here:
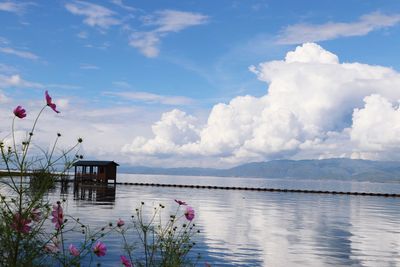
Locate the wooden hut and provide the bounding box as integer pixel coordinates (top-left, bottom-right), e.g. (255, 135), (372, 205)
(73, 160), (119, 184)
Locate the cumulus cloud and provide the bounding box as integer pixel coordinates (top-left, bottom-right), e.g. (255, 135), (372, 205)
(122, 43), (400, 167)
(122, 109), (199, 156)
(129, 10), (208, 57)
(350, 95), (400, 157)
(277, 12), (400, 44)
(65, 1), (120, 30)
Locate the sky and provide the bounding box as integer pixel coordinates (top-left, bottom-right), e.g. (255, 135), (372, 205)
(1, 0), (400, 168)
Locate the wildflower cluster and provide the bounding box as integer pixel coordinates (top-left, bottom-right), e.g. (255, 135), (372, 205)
(0, 91), (202, 266)
(116, 200), (200, 267)
(0, 91), (83, 266)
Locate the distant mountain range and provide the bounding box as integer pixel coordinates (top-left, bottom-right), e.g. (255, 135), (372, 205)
(119, 158), (400, 182)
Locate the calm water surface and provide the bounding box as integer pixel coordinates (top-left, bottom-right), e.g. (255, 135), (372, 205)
(5, 174), (400, 266)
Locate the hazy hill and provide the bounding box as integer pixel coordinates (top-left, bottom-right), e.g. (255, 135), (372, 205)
(119, 158), (400, 182)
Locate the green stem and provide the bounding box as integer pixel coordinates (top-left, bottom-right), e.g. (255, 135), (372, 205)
(48, 142), (80, 167)
(11, 116), (20, 166)
(20, 105), (47, 171)
(121, 231), (135, 266)
(48, 135), (60, 169)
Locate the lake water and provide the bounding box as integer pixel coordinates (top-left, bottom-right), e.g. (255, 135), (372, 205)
(4, 174), (400, 266)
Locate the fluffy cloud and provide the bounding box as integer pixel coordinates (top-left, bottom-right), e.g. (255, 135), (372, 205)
(277, 12), (400, 44)
(4, 43), (399, 168)
(123, 43), (400, 166)
(350, 94), (400, 157)
(122, 109), (199, 156)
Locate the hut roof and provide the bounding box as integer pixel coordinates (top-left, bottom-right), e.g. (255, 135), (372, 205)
(72, 160), (119, 167)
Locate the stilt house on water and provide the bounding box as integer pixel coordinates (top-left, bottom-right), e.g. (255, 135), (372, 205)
(73, 160), (119, 184)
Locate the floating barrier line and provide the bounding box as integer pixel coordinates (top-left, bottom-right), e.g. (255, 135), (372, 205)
(109, 182), (400, 197)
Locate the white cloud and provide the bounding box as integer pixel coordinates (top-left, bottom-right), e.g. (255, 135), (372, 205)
(350, 95), (400, 155)
(0, 47), (39, 60)
(129, 10), (208, 57)
(122, 43), (400, 167)
(277, 12), (400, 44)
(0, 74), (80, 90)
(0, 63), (17, 74)
(65, 3), (207, 57)
(151, 10), (209, 33)
(110, 0), (135, 11)
(122, 109), (199, 155)
(129, 32), (160, 58)
(6, 43), (400, 168)
(0, 1), (32, 14)
(0, 90), (10, 103)
(0, 100), (159, 167)
(77, 31), (88, 39)
(107, 91), (194, 105)
(0, 74), (43, 88)
(65, 1), (120, 30)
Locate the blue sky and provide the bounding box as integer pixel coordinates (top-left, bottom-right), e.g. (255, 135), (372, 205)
(1, 0), (400, 167)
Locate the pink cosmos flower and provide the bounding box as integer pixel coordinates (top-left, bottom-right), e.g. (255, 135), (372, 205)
(93, 241), (107, 257)
(174, 199), (187, 206)
(45, 90), (60, 113)
(69, 244), (80, 257)
(44, 237), (60, 254)
(51, 203), (64, 230)
(120, 255), (132, 267)
(13, 106), (26, 119)
(117, 218), (125, 227)
(184, 206), (195, 221)
(11, 213), (32, 234)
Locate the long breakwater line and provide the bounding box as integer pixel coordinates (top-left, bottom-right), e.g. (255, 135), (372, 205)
(111, 182), (400, 197)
